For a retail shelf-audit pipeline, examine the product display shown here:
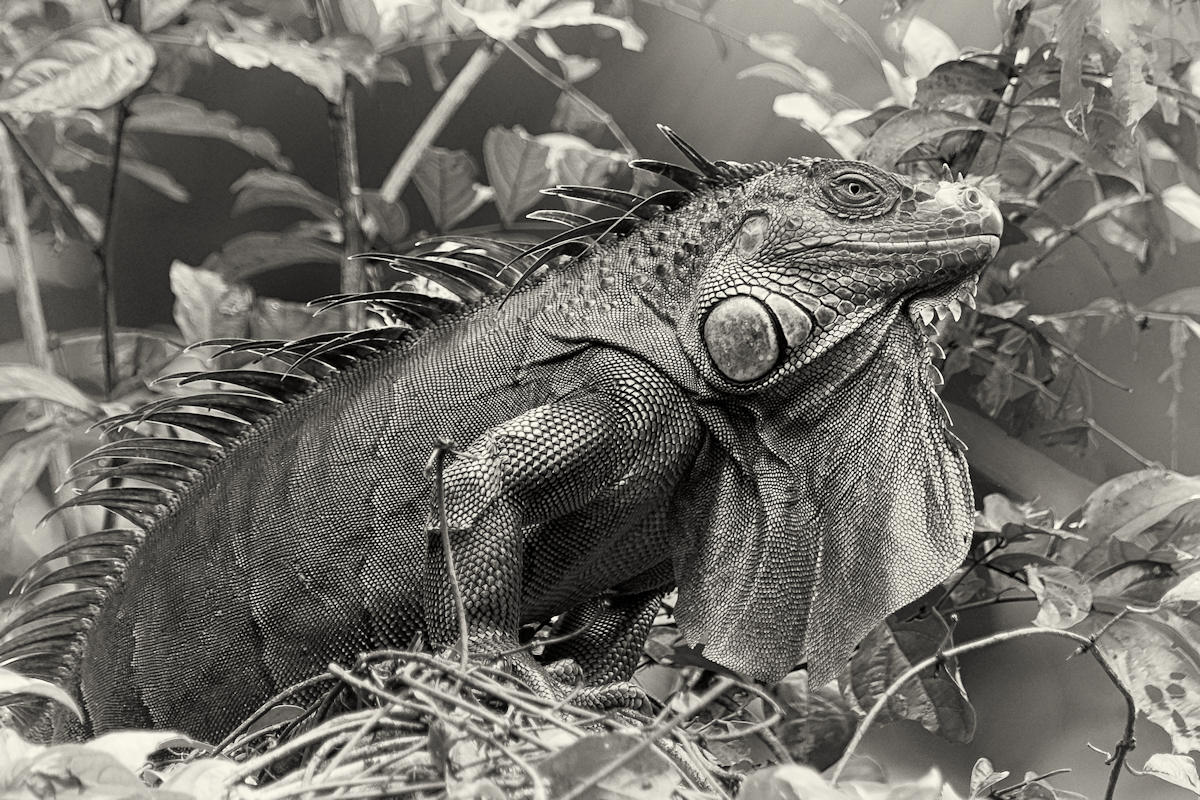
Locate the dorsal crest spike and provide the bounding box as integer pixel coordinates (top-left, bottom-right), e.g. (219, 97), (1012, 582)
(657, 124), (720, 180)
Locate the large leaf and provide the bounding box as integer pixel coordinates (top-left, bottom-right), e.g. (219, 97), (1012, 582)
(0, 364), (98, 413)
(207, 30), (361, 103)
(534, 132), (625, 191)
(858, 109), (989, 169)
(772, 671), (858, 770)
(1055, 0), (1099, 131)
(483, 126), (553, 226)
(535, 733), (679, 798)
(169, 261), (254, 342)
(0, 232), (93, 291)
(121, 157), (189, 202)
(411, 147), (494, 231)
(0, 22), (155, 116)
(200, 232), (342, 280)
(127, 94), (291, 169)
(1024, 564), (1092, 628)
(1138, 753), (1200, 795)
(230, 169), (338, 220)
(844, 613), (976, 743)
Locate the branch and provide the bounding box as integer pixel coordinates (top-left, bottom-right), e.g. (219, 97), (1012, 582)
(503, 40), (636, 155)
(313, 0), (368, 328)
(379, 41), (501, 204)
(828, 626), (1137, 800)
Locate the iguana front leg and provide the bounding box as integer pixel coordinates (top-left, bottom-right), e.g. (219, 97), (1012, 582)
(420, 357), (699, 701)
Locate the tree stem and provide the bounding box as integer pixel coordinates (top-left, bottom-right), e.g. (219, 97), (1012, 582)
(327, 86), (366, 329)
(379, 42), (501, 204)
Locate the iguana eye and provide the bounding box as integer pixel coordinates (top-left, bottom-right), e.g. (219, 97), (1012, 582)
(830, 174), (880, 206)
(736, 214), (768, 255)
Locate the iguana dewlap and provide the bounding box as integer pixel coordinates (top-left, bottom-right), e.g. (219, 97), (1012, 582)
(0, 127), (1002, 743)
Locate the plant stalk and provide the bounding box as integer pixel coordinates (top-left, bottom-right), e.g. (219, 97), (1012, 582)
(327, 86), (367, 329)
(379, 41), (501, 204)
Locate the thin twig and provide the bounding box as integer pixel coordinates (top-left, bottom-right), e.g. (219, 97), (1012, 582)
(502, 40), (636, 155)
(828, 626), (1137, 800)
(952, 4), (1031, 175)
(379, 42), (501, 204)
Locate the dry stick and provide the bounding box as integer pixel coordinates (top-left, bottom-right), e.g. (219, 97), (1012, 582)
(827, 626), (1137, 800)
(379, 41), (501, 205)
(502, 40), (636, 155)
(0, 125), (80, 538)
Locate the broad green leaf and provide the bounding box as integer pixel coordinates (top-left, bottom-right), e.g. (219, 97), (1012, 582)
(4, 746), (161, 799)
(535, 733), (680, 798)
(0, 667), (82, 720)
(1111, 47), (1158, 128)
(483, 126), (553, 225)
(969, 757), (1010, 799)
(361, 190), (409, 245)
(169, 261), (254, 342)
(201, 232), (342, 280)
(1024, 564), (1092, 628)
(207, 32), (348, 103)
(893, 17), (959, 80)
(1138, 753), (1200, 794)
(534, 31), (600, 83)
(0, 364), (98, 413)
(744, 34), (838, 102)
(0, 231), (93, 291)
(1161, 572), (1200, 608)
(535, 132), (625, 189)
(858, 109), (989, 169)
(411, 147), (494, 231)
(771, 93), (864, 159)
(1148, 287), (1200, 317)
(1056, 0), (1099, 131)
(230, 169), (339, 221)
(1161, 184), (1200, 236)
(528, 2), (647, 51)
(736, 764), (847, 800)
(844, 613), (976, 743)
(0, 427), (62, 574)
(915, 61), (1008, 111)
(127, 94), (291, 169)
(86, 730), (198, 773)
(0, 22), (155, 116)
(773, 671), (858, 770)
(137, 0), (194, 32)
(121, 158), (190, 202)
(1095, 612), (1200, 754)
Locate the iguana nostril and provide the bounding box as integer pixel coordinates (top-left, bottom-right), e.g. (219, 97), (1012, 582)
(962, 188), (982, 209)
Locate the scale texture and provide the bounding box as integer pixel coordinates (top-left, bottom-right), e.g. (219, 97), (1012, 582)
(0, 129), (1003, 743)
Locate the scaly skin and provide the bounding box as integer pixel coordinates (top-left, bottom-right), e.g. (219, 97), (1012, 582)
(0, 139), (1002, 744)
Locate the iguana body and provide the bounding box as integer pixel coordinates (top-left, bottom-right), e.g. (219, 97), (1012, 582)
(0, 129), (1002, 743)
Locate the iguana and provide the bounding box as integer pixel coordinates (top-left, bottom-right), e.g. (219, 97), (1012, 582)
(0, 127), (1002, 744)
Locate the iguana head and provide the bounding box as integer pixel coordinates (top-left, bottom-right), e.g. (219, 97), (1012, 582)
(656, 148), (1002, 684)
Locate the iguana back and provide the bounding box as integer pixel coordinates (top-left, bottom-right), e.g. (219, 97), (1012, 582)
(0, 129), (1003, 743)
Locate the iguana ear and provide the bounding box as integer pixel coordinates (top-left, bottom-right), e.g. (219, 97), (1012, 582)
(671, 317), (973, 684)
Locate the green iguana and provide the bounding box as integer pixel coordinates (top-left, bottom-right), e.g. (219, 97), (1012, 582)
(0, 127), (1002, 744)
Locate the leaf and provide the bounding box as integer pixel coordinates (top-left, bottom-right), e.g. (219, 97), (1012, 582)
(915, 61), (1008, 111)
(1161, 184), (1200, 236)
(1056, 0), (1099, 131)
(1112, 47), (1158, 128)
(0, 428), (63, 575)
(1024, 564), (1092, 628)
(1138, 753), (1200, 794)
(534, 132), (626, 190)
(121, 158), (190, 202)
(0, 667), (82, 720)
(744, 34), (837, 102)
(1148, 287), (1200, 317)
(0, 231), (93, 291)
(772, 93), (865, 159)
(1161, 572), (1200, 608)
(1095, 611), (1200, 754)
(790, 0), (883, 76)
(535, 733), (680, 798)
(0, 364), (98, 413)
(207, 31), (348, 103)
(126, 94), (291, 169)
(858, 109), (989, 169)
(338, 0), (382, 44)
(483, 126), (553, 225)
(169, 261), (254, 342)
(230, 169), (338, 220)
(137, 0), (194, 32)
(893, 17), (959, 80)
(0, 21), (155, 116)
(736, 764), (848, 800)
(845, 613), (976, 743)
(86, 730), (198, 773)
(969, 757), (1010, 799)
(361, 190), (409, 245)
(251, 296), (343, 340)
(201, 232), (342, 280)
(528, 1), (647, 51)
(772, 671), (858, 770)
(411, 147), (494, 231)
(6, 746), (157, 799)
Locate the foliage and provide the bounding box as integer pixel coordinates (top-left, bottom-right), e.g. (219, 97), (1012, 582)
(1, 0), (1200, 798)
